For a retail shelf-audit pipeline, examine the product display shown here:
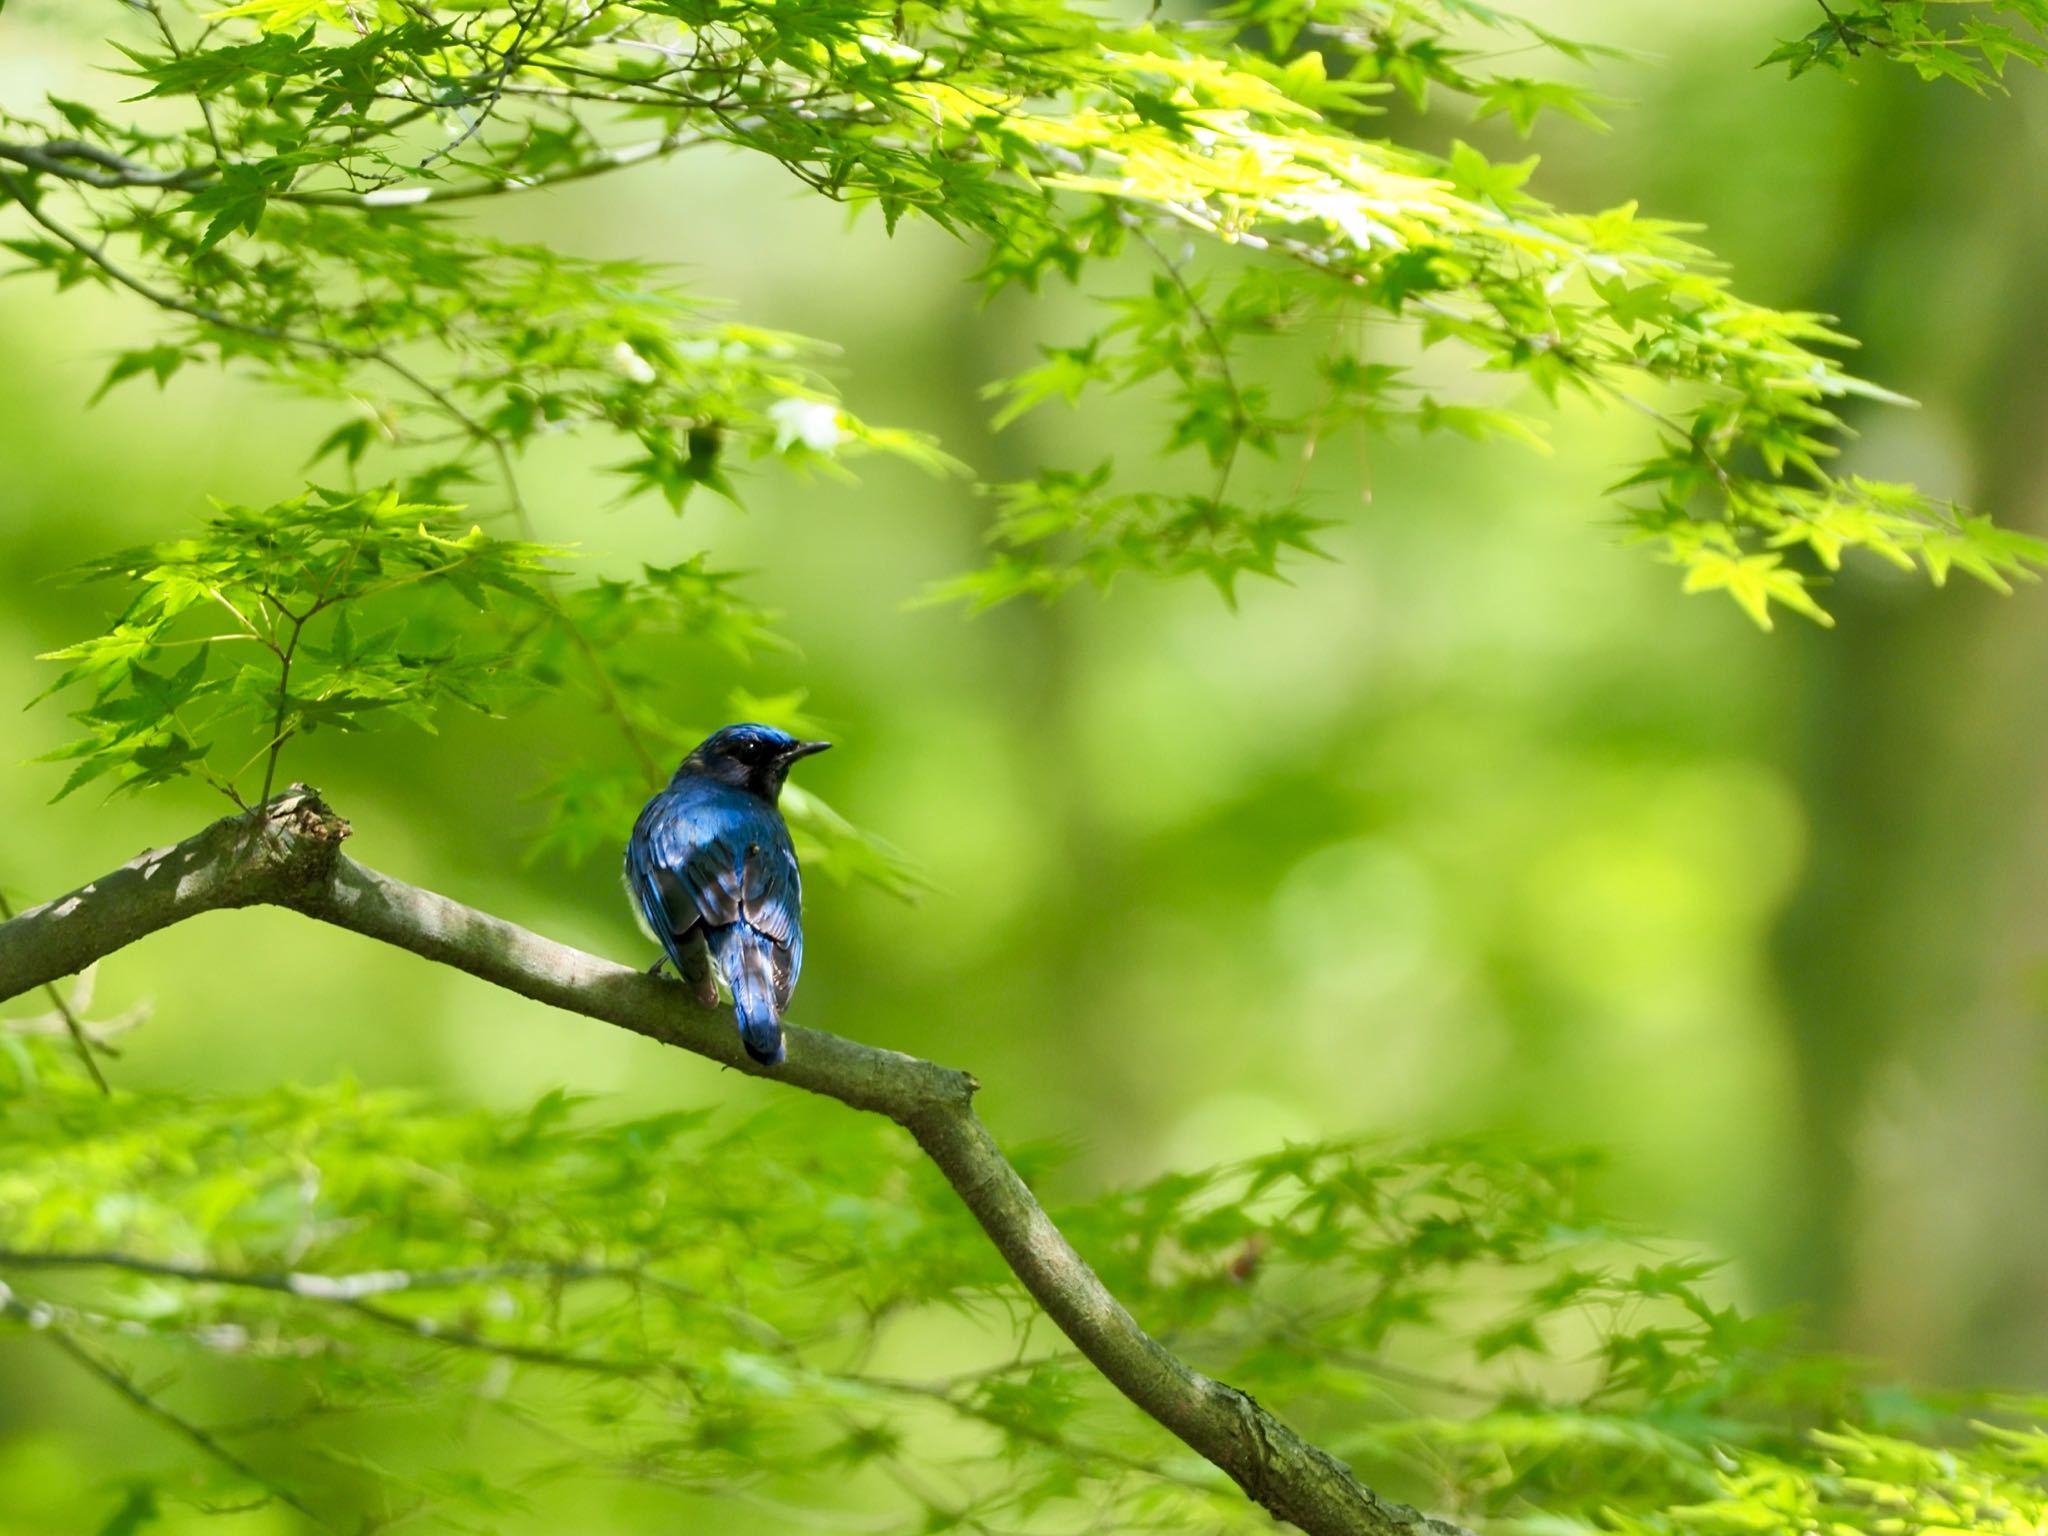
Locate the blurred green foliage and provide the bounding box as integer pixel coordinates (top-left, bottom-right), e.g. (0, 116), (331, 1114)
(7, 1036), (2046, 1534)
(3, 0), (2048, 1532)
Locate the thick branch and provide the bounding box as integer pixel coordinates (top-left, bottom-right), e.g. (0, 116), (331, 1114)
(0, 791), (1469, 1536)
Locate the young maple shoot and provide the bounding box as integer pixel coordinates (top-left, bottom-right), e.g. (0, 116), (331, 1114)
(1763, 0), (2048, 90)
(37, 487), (559, 807)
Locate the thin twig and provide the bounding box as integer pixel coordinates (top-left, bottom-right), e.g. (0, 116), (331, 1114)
(489, 438), (664, 783)
(0, 168), (491, 444)
(1133, 221), (1247, 511)
(0, 891), (108, 1093)
(0, 1250), (632, 1298)
(2, 1292), (330, 1526)
(140, 0), (225, 157)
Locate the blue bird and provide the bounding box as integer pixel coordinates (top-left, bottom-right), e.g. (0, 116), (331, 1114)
(625, 724), (831, 1067)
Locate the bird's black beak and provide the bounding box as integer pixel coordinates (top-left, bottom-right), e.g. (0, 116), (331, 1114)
(784, 739), (833, 762)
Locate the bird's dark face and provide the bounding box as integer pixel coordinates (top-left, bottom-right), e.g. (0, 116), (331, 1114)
(677, 723), (832, 802)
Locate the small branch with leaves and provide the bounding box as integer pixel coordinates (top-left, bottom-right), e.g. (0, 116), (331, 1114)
(6, 0), (2044, 629)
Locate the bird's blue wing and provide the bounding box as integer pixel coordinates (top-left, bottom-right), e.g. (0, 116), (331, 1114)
(638, 789), (758, 926)
(625, 818), (698, 972)
(635, 784), (804, 1010)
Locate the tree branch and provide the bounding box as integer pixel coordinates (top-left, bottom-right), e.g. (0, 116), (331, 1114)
(0, 167), (497, 441)
(0, 138), (211, 190)
(0, 120), (798, 210)
(0, 1250), (630, 1300)
(0, 791), (1469, 1536)
(0, 1289), (330, 1527)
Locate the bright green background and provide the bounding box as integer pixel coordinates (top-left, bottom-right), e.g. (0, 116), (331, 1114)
(3, 0), (2046, 1500)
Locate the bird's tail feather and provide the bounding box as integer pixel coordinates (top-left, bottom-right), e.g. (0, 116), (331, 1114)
(714, 926), (786, 1066)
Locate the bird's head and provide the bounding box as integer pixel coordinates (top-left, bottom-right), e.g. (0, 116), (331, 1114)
(677, 723), (832, 802)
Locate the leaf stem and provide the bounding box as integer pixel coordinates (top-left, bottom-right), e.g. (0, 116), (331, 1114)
(258, 616), (303, 811)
